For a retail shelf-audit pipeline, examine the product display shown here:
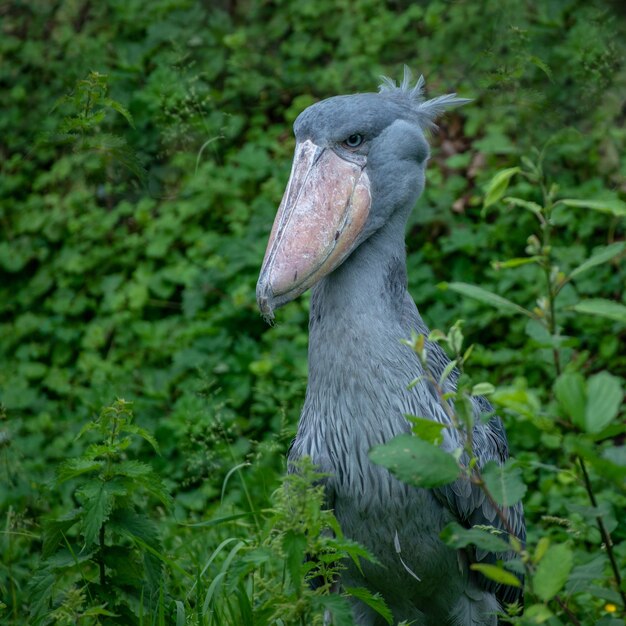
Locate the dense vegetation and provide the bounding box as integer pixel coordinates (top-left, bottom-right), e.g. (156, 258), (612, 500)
(1, 0), (625, 624)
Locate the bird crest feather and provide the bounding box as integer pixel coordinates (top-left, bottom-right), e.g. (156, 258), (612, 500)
(378, 65), (471, 130)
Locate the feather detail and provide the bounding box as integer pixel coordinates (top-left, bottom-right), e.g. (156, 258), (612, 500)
(378, 65), (471, 130)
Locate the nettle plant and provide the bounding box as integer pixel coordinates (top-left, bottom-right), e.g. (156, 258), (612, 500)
(370, 154), (626, 625)
(196, 457), (393, 626)
(30, 400), (170, 625)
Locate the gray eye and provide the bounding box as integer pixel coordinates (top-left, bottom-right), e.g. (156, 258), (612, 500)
(343, 133), (363, 148)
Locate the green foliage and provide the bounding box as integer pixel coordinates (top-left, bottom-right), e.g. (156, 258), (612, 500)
(1, 0), (625, 624)
(31, 400), (169, 624)
(370, 435), (461, 488)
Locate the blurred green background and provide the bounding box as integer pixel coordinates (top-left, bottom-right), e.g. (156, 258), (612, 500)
(1, 0), (625, 624)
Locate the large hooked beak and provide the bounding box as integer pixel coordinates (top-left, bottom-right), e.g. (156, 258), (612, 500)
(256, 140), (371, 321)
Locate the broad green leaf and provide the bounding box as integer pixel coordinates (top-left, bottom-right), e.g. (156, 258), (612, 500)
(572, 299), (626, 325)
(406, 415), (447, 445)
(585, 372), (623, 433)
(441, 282), (533, 317)
(470, 563), (521, 587)
(569, 242), (626, 280)
(483, 167), (521, 208)
(533, 543), (574, 601)
(554, 372), (586, 429)
(82, 484), (113, 546)
(440, 522), (511, 554)
(344, 587), (392, 625)
(565, 556), (606, 594)
(369, 435), (459, 488)
(559, 198), (626, 218)
(481, 460), (527, 507)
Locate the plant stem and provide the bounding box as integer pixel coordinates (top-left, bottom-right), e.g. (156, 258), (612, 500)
(578, 457), (626, 614)
(554, 594), (582, 626)
(99, 524), (106, 586)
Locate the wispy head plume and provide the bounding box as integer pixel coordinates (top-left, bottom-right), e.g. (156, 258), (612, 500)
(378, 65), (471, 130)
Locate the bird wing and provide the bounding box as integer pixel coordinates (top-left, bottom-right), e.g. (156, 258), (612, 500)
(401, 293), (525, 607)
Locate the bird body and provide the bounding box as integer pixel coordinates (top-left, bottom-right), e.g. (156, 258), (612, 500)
(257, 69), (524, 625)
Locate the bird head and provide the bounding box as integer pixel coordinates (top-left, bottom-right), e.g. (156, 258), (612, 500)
(257, 68), (469, 321)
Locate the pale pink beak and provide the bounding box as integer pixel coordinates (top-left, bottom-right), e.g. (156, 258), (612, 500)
(257, 140), (371, 320)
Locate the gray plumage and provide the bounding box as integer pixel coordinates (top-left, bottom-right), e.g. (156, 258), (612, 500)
(257, 68), (525, 626)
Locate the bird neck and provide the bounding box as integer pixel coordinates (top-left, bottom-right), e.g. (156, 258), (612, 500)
(309, 208), (410, 349)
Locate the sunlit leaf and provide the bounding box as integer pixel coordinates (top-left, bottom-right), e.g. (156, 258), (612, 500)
(554, 372), (586, 429)
(406, 415), (447, 445)
(585, 372), (623, 434)
(369, 435), (460, 488)
(503, 196), (543, 216)
(470, 563), (521, 587)
(483, 167), (521, 209)
(533, 543), (573, 601)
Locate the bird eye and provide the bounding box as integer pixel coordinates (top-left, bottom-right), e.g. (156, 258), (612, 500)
(343, 133), (363, 149)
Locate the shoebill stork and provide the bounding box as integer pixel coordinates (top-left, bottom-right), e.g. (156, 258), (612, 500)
(256, 69), (525, 626)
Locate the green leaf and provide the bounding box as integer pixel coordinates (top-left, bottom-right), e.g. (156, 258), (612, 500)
(115, 460), (153, 479)
(470, 563), (521, 587)
(533, 543), (574, 601)
(572, 299), (626, 324)
(554, 372), (586, 429)
(123, 423), (161, 454)
(523, 604), (554, 622)
(406, 415), (447, 445)
(104, 97), (135, 127)
(314, 594), (355, 626)
(569, 242), (626, 280)
(471, 382), (495, 396)
(283, 530), (307, 591)
(369, 435), (460, 488)
(503, 196), (543, 216)
(441, 282), (533, 318)
(56, 458), (102, 483)
(528, 55), (553, 81)
(439, 359), (458, 386)
(440, 522), (511, 554)
(483, 167), (521, 209)
(344, 587), (392, 625)
(82, 484), (114, 546)
(558, 198), (626, 218)
(492, 256), (543, 270)
(42, 513), (80, 558)
(585, 372), (623, 434)
(481, 460), (527, 507)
